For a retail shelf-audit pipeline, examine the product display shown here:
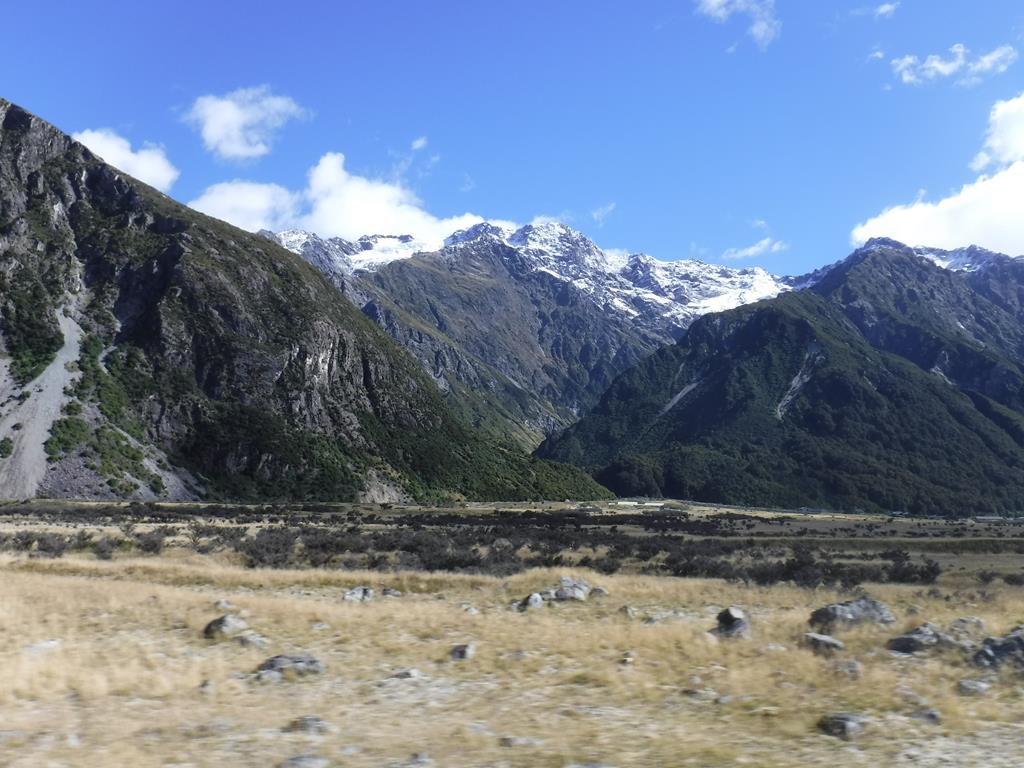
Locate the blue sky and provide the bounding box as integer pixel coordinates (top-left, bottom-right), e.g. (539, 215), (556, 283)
(4, 1), (1024, 273)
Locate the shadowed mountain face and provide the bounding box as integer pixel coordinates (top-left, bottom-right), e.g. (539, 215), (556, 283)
(355, 236), (672, 446)
(269, 223), (796, 447)
(538, 240), (1024, 516)
(0, 98), (608, 503)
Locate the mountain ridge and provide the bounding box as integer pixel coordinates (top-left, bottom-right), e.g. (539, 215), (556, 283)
(0, 97), (608, 503)
(265, 221), (800, 446)
(268, 223), (1018, 451)
(537, 240), (1024, 516)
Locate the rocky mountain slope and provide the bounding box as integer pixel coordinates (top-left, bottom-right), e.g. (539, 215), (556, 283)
(0, 98), (608, 503)
(267, 222), (797, 445)
(537, 239), (1024, 516)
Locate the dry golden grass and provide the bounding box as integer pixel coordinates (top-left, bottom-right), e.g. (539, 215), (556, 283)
(2, 548), (1024, 766)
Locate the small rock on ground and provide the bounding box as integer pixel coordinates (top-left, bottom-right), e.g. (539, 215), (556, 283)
(818, 712), (866, 740)
(810, 598), (895, 630)
(912, 708), (943, 725)
(343, 586), (374, 602)
(255, 654), (325, 680)
(711, 606), (751, 639)
(958, 679), (992, 696)
(284, 716), (337, 735)
(235, 630), (270, 648)
(203, 614), (249, 640)
(802, 632), (845, 655)
(450, 643), (476, 661)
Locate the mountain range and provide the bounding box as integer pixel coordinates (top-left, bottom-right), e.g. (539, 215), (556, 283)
(537, 239), (1024, 515)
(264, 221), (801, 446)
(0, 98), (606, 503)
(3, 96), (1024, 515)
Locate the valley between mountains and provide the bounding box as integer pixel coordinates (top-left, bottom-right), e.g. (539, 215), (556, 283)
(2, 97), (1024, 516)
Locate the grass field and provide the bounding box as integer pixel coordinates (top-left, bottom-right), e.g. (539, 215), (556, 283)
(1, 502), (1023, 766)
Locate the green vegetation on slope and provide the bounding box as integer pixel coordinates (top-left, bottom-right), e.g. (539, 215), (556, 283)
(1, 97), (606, 503)
(0, 270), (64, 385)
(539, 255), (1024, 517)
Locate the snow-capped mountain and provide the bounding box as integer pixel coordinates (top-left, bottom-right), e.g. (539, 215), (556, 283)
(851, 237), (1017, 274)
(259, 220), (805, 445)
(268, 220), (796, 334)
(264, 223), (1022, 448)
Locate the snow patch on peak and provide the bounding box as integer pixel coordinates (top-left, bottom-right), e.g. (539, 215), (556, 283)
(508, 222), (629, 276)
(277, 220), (802, 337)
(854, 238), (1014, 273)
(914, 244), (1009, 272)
(444, 222), (514, 247)
(276, 228), (320, 252)
(350, 234), (428, 269)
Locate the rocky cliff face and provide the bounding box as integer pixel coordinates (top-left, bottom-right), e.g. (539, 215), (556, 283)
(357, 235), (672, 444)
(269, 222), (796, 446)
(0, 99), (607, 502)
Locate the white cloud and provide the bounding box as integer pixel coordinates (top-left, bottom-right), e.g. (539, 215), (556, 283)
(591, 202), (617, 226)
(188, 153), (488, 247)
(410, 136), (428, 151)
(971, 91), (1024, 171)
(302, 153), (482, 242)
(721, 236), (788, 260)
(184, 85), (308, 161)
(695, 0), (780, 50)
(891, 43), (1018, 86)
(874, 3), (898, 19)
(851, 163), (1024, 254)
(852, 90), (1024, 255)
(72, 128), (179, 192)
(964, 45), (1020, 85)
(868, 49), (885, 62)
(188, 181), (301, 232)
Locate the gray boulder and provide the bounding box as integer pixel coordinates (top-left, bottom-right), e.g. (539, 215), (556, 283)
(256, 654), (325, 679)
(382, 588), (403, 597)
(343, 586), (374, 602)
(802, 632), (845, 655)
(818, 712), (866, 740)
(391, 667), (423, 679)
(203, 614), (249, 640)
(450, 643), (476, 661)
(236, 630), (270, 649)
(553, 576), (590, 601)
(957, 678), (992, 696)
(518, 592), (545, 611)
(887, 622), (943, 653)
(710, 606), (751, 639)
(889, 619), (984, 654)
(972, 625), (1024, 670)
(911, 708), (942, 725)
(809, 597), (895, 630)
